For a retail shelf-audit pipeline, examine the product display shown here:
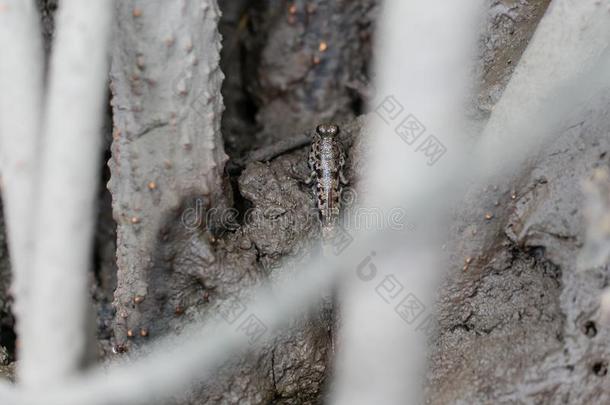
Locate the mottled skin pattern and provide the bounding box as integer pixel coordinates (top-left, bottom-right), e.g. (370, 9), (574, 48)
(307, 124), (348, 236)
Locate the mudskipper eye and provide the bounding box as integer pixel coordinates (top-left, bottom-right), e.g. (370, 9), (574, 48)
(316, 124), (339, 137)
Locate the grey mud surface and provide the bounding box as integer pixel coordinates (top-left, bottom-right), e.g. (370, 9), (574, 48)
(429, 93), (610, 403)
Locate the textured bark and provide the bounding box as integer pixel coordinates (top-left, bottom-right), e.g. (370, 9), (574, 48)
(109, 0), (231, 349)
(217, 0), (255, 159)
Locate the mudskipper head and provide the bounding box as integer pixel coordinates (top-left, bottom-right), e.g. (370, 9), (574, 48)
(316, 124), (339, 139)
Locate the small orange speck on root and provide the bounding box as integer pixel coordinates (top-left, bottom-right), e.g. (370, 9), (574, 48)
(147, 181), (157, 190)
(134, 295), (145, 304)
(127, 329), (134, 338)
(465, 256), (472, 264)
(131, 216), (140, 224)
(484, 213), (494, 220)
(132, 7), (142, 17)
(288, 4), (297, 14)
(140, 328), (149, 337)
(318, 41), (328, 52)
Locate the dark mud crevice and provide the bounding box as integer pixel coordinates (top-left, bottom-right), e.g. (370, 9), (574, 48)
(0, 315), (15, 363)
(0, 0), (60, 370)
(241, 0), (379, 148)
(92, 95), (117, 356)
(0, 198), (15, 364)
(37, 0), (58, 67)
(219, 0), (261, 160)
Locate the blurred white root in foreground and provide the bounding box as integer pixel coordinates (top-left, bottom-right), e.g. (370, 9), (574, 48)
(331, 0), (484, 403)
(0, 0), (44, 384)
(20, 0), (113, 387)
